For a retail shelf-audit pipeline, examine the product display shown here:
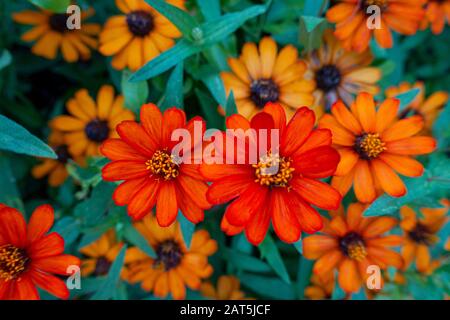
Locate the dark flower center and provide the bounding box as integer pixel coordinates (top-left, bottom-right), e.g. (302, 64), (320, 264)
(154, 240), (183, 271)
(339, 232), (367, 261)
(250, 78), (280, 108)
(94, 257), (112, 276)
(408, 223), (436, 246)
(354, 133), (386, 160)
(126, 10), (154, 37)
(362, 0), (388, 12)
(85, 119), (110, 143)
(55, 145), (71, 164)
(0, 244), (30, 281)
(49, 13), (69, 33)
(315, 65), (341, 92)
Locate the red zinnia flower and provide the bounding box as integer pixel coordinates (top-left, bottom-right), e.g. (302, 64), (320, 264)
(0, 204), (80, 300)
(200, 103), (341, 245)
(101, 104), (211, 225)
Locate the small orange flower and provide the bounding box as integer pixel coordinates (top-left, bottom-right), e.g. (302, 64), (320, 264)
(420, 0), (450, 34)
(399, 202), (448, 274)
(124, 215), (217, 300)
(201, 103), (341, 245)
(221, 37), (316, 120)
(326, 0), (425, 52)
(51, 85), (135, 158)
(319, 92), (436, 204)
(13, 7), (100, 62)
(306, 30), (381, 111)
(303, 203), (403, 293)
(79, 230), (124, 277)
(101, 104), (211, 225)
(201, 275), (250, 300)
(99, 0), (185, 71)
(385, 81), (449, 133)
(32, 130), (83, 187)
(304, 272), (334, 300)
(0, 204), (80, 300)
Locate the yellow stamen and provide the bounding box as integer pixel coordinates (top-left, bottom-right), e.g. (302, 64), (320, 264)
(253, 152), (294, 188)
(146, 150), (180, 180)
(347, 241), (368, 261)
(356, 133), (386, 159)
(0, 244), (29, 281)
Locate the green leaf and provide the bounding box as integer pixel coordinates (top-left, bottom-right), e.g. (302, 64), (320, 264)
(239, 273), (296, 299)
(131, 39), (200, 82)
(258, 235), (291, 284)
(0, 115), (56, 159)
(223, 248), (272, 273)
(144, 0), (199, 38)
(123, 222), (156, 258)
(121, 69), (149, 113)
(296, 254), (313, 299)
(303, 0), (328, 16)
(199, 3), (268, 46)
(178, 212), (195, 248)
(0, 155), (23, 210)
(196, 0), (221, 21)
(0, 50), (12, 71)
(225, 91), (238, 117)
(394, 88), (420, 111)
(299, 16), (328, 52)
(74, 181), (115, 226)
(53, 216), (81, 248)
(160, 62), (184, 111)
(293, 239), (302, 254)
(29, 0), (70, 13)
(91, 245), (127, 300)
(200, 71), (227, 108)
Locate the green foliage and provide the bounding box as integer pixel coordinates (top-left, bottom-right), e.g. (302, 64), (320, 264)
(28, 0), (70, 13)
(259, 235), (291, 284)
(121, 70), (149, 113)
(0, 115), (56, 159)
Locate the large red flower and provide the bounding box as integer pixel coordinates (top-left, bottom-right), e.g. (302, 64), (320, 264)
(200, 103), (341, 245)
(101, 104), (211, 226)
(0, 204), (80, 300)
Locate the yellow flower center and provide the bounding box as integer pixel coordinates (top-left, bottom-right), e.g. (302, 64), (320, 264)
(146, 150), (180, 180)
(253, 152), (294, 188)
(0, 244), (29, 281)
(354, 133), (386, 160)
(340, 232), (367, 261)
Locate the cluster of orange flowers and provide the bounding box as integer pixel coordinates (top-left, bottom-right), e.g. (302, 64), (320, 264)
(2, 0), (448, 301)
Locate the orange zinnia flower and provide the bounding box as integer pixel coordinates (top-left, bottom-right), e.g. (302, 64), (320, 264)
(0, 204), (80, 300)
(319, 92), (436, 203)
(99, 0), (185, 71)
(304, 272), (335, 300)
(200, 103), (341, 245)
(385, 81), (449, 133)
(80, 230), (124, 277)
(326, 0), (425, 52)
(420, 0), (450, 34)
(221, 37), (316, 120)
(303, 203), (403, 293)
(32, 130), (83, 187)
(124, 215), (217, 299)
(200, 275), (250, 300)
(101, 104), (211, 224)
(51, 85), (135, 158)
(306, 30), (381, 111)
(399, 202), (448, 274)
(13, 7), (100, 62)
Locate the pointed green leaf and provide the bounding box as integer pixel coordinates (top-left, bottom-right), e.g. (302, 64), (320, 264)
(395, 88), (420, 111)
(91, 245), (127, 300)
(144, 0), (199, 38)
(29, 0), (70, 13)
(160, 62), (184, 111)
(121, 69), (149, 113)
(178, 212), (195, 248)
(239, 273), (296, 299)
(299, 16), (328, 52)
(224, 248), (272, 273)
(123, 222), (156, 258)
(196, 0), (221, 21)
(0, 115), (56, 159)
(259, 235), (291, 284)
(225, 91), (237, 117)
(0, 50), (12, 71)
